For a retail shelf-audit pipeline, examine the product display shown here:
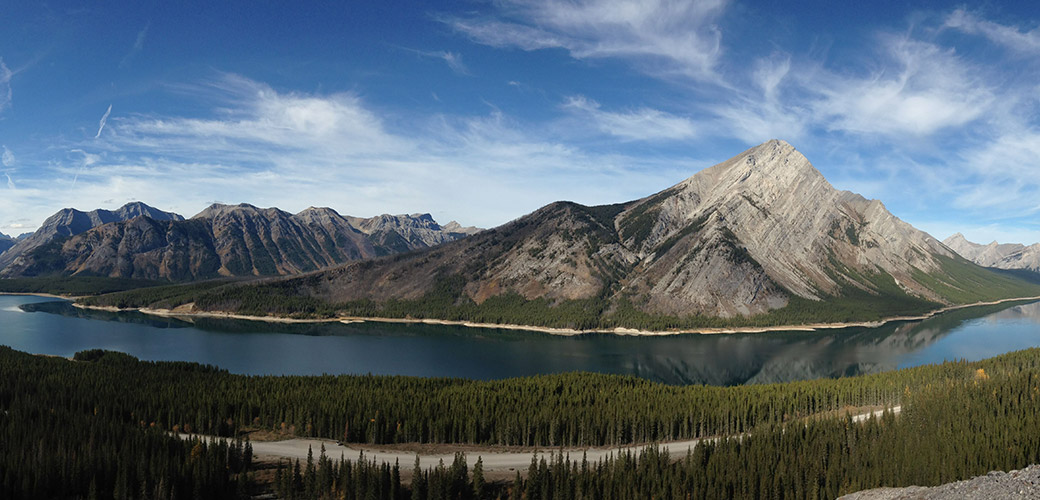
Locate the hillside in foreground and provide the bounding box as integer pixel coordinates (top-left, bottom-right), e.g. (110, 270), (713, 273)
(4, 345), (1040, 498)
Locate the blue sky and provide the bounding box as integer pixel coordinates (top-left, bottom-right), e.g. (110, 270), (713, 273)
(1, 1), (1039, 245)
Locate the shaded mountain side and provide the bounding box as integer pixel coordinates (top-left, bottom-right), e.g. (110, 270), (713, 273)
(2, 204), (480, 281)
(0, 233), (14, 255)
(81, 141), (1040, 328)
(0, 202), (184, 271)
(944, 233), (1040, 274)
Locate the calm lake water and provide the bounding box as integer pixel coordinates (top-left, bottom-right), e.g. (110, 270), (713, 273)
(3, 294), (1040, 385)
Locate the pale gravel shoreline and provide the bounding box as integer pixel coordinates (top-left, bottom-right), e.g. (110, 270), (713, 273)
(70, 295), (1040, 336)
(0, 291), (84, 300)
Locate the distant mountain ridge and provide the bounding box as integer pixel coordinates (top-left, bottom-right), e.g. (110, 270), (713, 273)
(346, 213), (481, 256)
(944, 233), (1040, 273)
(0, 202), (480, 281)
(135, 140), (1040, 329)
(0, 202), (184, 271)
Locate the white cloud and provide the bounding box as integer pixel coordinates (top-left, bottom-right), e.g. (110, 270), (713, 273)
(447, 0), (728, 81)
(1, 146), (13, 167)
(944, 9), (1040, 54)
(807, 36), (994, 137)
(2, 74), (692, 232)
(562, 95), (698, 141)
(440, 52), (467, 74)
(120, 25), (149, 68)
(402, 48), (470, 74)
(110, 76), (406, 162)
(95, 104), (112, 138)
(0, 58), (11, 112)
(951, 130), (1040, 215)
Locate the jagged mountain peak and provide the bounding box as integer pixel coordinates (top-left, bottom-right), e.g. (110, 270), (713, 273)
(193, 203), (290, 220)
(442, 221), (483, 235)
(673, 140), (826, 201)
(297, 206), (342, 216)
(113, 201), (182, 221)
(0, 201), (480, 280)
(943, 233), (1039, 272)
(0, 202), (184, 270)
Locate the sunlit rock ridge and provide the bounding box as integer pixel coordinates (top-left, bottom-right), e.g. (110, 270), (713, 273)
(944, 233), (1040, 274)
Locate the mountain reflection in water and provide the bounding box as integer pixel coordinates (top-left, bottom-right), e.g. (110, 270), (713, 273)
(10, 298), (1040, 385)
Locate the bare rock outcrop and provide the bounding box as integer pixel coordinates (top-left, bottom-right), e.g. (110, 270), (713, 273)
(840, 465), (1040, 500)
(0, 203), (479, 281)
(0, 202), (184, 271)
(944, 233), (1040, 273)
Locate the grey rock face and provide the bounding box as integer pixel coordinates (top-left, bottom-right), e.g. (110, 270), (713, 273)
(944, 233), (1040, 273)
(345, 213), (481, 256)
(272, 140), (985, 320)
(0, 202), (183, 271)
(839, 464), (1040, 499)
(0, 202), (479, 281)
(606, 139), (957, 316)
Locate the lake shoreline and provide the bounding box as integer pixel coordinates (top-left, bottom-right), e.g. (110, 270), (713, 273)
(0, 291), (84, 300)
(72, 295), (1040, 336)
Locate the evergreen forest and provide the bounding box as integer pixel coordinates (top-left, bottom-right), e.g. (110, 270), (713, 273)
(3, 346), (1040, 498)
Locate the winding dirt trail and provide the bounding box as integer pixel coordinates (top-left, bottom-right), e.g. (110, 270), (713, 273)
(181, 406), (901, 479)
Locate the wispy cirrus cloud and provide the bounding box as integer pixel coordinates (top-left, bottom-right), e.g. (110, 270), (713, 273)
(120, 24), (149, 68)
(7, 74), (691, 231)
(944, 9), (1040, 55)
(0, 58), (12, 112)
(95, 104), (112, 138)
(402, 48), (470, 74)
(446, 0), (728, 81)
(562, 95), (698, 141)
(806, 35), (995, 137)
(1, 146), (13, 191)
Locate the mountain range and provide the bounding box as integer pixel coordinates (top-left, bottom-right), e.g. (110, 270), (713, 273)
(0, 202), (479, 281)
(116, 140), (1039, 329)
(943, 233), (1040, 274)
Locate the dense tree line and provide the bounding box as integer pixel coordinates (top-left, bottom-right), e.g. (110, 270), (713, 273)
(0, 276), (163, 296)
(5, 347), (1040, 498)
(240, 358), (1040, 499)
(4, 347), (1040, 451)
(0, 349), (254, 499)
(0, 346), (938, 450)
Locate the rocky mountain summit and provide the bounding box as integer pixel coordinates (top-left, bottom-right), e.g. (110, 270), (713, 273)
(0, 203), (480, 281)
(177, 140), (1038, 326)
(346, 213), (482, 256)
(944, 233), (1040, 273)
(0, 202), (183, 271)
